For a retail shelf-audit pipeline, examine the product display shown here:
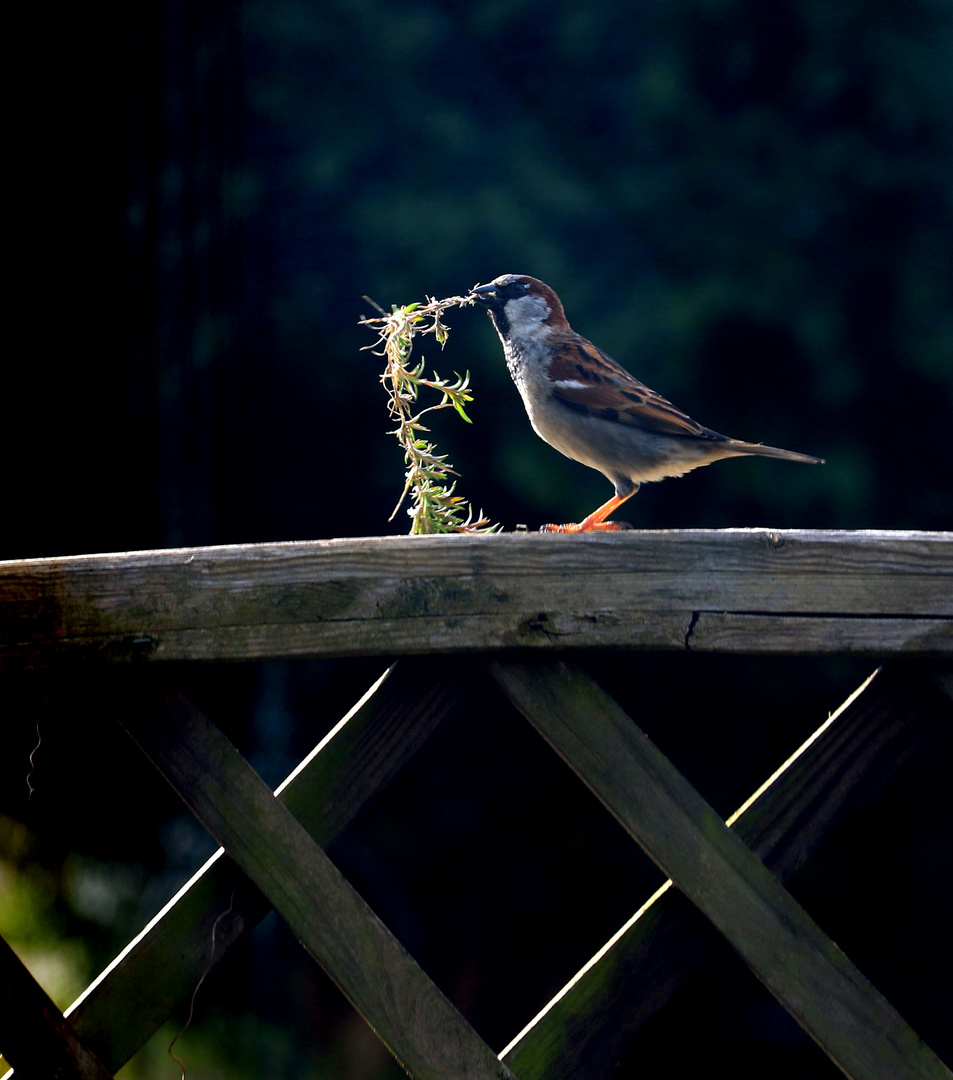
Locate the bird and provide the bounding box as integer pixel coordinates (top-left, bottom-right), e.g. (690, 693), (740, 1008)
(470, 274), (823, 532)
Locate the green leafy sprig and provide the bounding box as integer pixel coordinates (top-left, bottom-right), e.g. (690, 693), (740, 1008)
(360, 294), (500, 534)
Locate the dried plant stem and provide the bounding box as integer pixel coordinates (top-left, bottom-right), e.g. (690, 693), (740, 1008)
(360, 294), (500, 534)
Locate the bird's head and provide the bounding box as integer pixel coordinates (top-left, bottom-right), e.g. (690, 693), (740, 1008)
(470, 275), (569, 339)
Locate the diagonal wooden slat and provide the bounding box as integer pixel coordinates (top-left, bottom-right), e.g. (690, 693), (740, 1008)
(0, 934), (111, 1080)
(1, 531), (950, 668)
(62, 659), (469, 1075)
(498, 663), (953, 1080)
(116, 685), (514, 1080)
(490, 660), (949, 1080)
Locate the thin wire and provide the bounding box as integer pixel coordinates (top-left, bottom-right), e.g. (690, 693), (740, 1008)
(26, 719), (41, 800)
(168, 887), (237, 1079)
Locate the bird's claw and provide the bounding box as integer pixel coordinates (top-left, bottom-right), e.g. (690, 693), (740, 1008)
(539, 520), (633, 533)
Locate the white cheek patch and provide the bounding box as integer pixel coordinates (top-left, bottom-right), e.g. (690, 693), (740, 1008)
(503, 295), (551, 336)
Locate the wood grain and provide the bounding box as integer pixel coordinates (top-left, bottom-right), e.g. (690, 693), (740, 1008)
(490, 660), (950, 1080)
(1, 530), (950, 667)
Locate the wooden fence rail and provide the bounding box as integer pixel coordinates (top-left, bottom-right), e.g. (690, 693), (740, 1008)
(1, 530), (951, 1080)
(1, 530), (950, 667)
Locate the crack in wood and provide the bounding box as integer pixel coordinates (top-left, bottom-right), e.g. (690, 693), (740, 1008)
(684, 611), (700, 650)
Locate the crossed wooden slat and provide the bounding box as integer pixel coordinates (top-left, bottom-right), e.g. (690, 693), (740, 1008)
(3, 659), (950, 1079)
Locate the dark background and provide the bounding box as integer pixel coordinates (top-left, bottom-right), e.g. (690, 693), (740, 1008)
(3, 0), (952, 1077)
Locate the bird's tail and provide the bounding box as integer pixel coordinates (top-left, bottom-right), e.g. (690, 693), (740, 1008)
(730, 440), (824, 465)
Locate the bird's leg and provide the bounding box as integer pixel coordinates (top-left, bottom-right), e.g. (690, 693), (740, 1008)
(540, 489), (638, 533)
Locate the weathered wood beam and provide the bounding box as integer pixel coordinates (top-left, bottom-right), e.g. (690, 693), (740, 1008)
(116, 684), (513, 1080)
(61, 660), (467, 1075)
(1, 531), (950, 667)
(490, 660), (950, 1080)
(497, 663), (953, 1080)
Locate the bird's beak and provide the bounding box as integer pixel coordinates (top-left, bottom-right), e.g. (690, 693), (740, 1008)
(469, 282), (498, 303)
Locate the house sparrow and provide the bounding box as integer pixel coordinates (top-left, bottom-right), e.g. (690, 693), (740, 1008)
(471, 274), (823, 532)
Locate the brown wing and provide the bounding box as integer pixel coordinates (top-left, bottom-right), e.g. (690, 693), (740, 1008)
(547, 336), (725, 441)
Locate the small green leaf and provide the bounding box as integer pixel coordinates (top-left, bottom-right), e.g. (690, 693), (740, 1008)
(362, 291), (501, 534)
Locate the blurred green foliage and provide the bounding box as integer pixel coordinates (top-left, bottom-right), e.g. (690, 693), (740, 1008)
(233, 0), (951, 540)
(6, 0), (952, 555)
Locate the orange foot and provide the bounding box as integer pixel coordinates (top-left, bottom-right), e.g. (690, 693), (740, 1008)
(540, 519), (633, 533)
(539, 490), (638, 533)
